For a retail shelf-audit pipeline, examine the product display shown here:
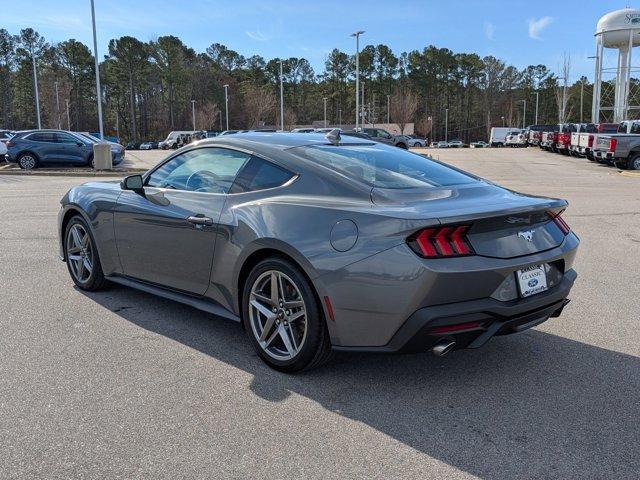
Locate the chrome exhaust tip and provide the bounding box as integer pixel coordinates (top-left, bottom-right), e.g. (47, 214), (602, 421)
(432, 340), (456, 357)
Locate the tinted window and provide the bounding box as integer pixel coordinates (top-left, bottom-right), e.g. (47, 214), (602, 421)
(55, 132), (83, 144)
(292, 144), (475, 189)
(631, 122), (640, 134)
(27, 132), (56, 142)
(617, 123), (627, 133)
(231, 157), (294, 193)
(147, 147), (250, 193)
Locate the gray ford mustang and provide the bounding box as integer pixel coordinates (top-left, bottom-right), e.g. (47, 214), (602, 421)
(58, 132), (579, 372)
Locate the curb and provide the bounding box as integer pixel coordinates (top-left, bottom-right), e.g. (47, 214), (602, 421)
(619, 171), (640, 178)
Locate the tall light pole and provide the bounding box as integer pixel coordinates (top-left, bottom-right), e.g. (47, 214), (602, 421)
(191, 100), (196, 131)
(115, 110), (119, 140)
(323, 97), (327, 127)
(278, 60), (284, 131)
(338, 108), (342, 128)
(535, 91), (539, 124)
(66, 99), (71, 129)
(351, 30), (364, 129)
(223, 84), (229, 130)
(445, 108), (449, 142)
(580, 78), (585, 123)
(30, 48), (41, 129)
(90, 0), (104, 140)
(387, 94), (390, 124)
(54, 81), (61, 129)
(501, 115), (505, 127)
(218, 110), (222, 130)
(518, 99), (526, 129)
(361, 81), (365, 126)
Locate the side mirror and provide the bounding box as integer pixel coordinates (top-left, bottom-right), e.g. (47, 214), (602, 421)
(121, 174), (144, 192)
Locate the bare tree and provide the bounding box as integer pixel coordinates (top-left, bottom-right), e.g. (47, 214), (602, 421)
(555, 53), (571, 123)
(243, 83), (276, 128)
(276, 107), (297, 131)
(195, 101), (220, 130)
(389, 86), (417, 134)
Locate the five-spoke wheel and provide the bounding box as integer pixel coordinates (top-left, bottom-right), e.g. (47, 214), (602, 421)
(64, 216), (106, 291)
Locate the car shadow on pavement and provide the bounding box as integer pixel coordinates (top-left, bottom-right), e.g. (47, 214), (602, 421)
(80, 284), (640, 479)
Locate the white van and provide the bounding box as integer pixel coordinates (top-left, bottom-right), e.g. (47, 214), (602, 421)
(490, 127), (520, 147)
(159, 131), (196, 149)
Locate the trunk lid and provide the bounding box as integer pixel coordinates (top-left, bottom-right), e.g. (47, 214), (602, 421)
(371, 182), (568, 259)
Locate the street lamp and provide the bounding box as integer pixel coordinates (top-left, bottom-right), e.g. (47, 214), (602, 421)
(223, 84), (229, 130)
(501, 115), (505, 127)
(518, 99), (527, 129)
(338, 108), (342, 128)
(66, 99), (71, 129)
(535, 91), (539, 125)
(350, 30), (364, 129)
(54, 81), (61, 129)
(387, 94), (390, 124)
(191, 100), (196, 131)
(445, 108), (449, 142)
(218, 110), (223, 131)
(90, 0), (104, 140)
(29, 47), (41, 129)
(323, 97), (327, 127)
(278, 59), (284, 131)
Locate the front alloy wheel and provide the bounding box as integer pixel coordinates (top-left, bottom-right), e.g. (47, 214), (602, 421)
(18, 154), (37, 170)
(64, 216), (106, 291)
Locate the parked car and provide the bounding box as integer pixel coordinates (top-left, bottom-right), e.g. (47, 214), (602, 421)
(489, 127), (520, 147)
(0, 129), (13, 145)
(0, 139), (7, 158)
(447, 139), (464, 148)
(577, 123), (619, 160)
(436, 141), (448, 148)
(362, 128), (409, 149)
(74, 132), (126, 164)
(593, 122), (640, 169)
(218, 130), (240, 136)
(341, 130), (372, 140)
(470, 141), (489, 148)
(539, 125), (560, 151)
(125, 142), (140, 150)
(57, 132), (579, 372)
(159, 131), (196, 149)
(291, 128), (316, 133)
(569, 124), (596, 156)
(5, 129), (124, 169)
(140, 142), (153, 150)
(505, 132), (528, 147)
(555, 124), (578, 155)
(407, 136), (427, 148)
(524, 125), (556, 146)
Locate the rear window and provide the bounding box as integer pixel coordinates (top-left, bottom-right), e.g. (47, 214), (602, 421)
(291, 144), (475, 189)
(231, 156), (294, 193)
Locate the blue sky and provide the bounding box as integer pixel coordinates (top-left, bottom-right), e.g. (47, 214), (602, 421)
(3, 0), (626, 81)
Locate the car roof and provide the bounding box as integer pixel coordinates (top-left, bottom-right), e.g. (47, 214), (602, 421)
(200, 132), (374, 150)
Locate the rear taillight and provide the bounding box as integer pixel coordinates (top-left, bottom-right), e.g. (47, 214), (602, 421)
(588, 134), (594, 147)
(609, 138), (617, 152)
(408, 225), (475, 258)
(6, 140), (14, 148)
(547, 211), (570, 235)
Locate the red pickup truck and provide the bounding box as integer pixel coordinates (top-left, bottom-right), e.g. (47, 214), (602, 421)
(555, 124), (577, 155)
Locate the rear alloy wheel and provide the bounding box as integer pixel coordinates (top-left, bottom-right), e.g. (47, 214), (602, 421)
(630, 154), (640, 170)
(18, 153), (37, 170)
(64, 216), (106, 291)
(243, 257), (332, 372)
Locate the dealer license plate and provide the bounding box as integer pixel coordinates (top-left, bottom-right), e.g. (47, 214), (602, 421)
(517, 264), (548, 298)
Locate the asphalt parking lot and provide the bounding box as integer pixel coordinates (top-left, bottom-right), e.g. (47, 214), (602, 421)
(1, 148), (639, 479)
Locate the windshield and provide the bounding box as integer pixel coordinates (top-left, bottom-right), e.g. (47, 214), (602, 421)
(292, 144), (476, 189)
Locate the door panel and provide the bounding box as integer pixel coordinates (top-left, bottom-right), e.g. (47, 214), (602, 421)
(114, 188), (224, 294)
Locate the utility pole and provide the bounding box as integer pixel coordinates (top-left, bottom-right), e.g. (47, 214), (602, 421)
(66, 99), (71, 130)
(191, 100), (196, 131)
(338, 108), (342, 128)
(223, 84), (229, 130)
(518, 100), (527, 129)
(361, 81), (365, 127)
(535, 91), (539, 124)
(580, 78), (584, 123)
(501, 115), (505, 127)
(115, 111), (119, 140)
(323, 97), (327, 127)
(90, 0), (104, 140)
(54, 81), (61, 129)
(278, 60), (284, 130)
(351, 30), (364, 129)
(218, 110), (222, 130)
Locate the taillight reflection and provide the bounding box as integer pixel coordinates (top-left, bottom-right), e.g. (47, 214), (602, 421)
(547, 211), (571, 235)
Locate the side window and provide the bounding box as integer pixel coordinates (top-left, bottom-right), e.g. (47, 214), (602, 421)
(632, 122), (640, 134)
(55, 133), (82, 144)
(364, 128), (376, 137)
(147, 148), (250, 193)
(28, 132), (55, 142)
(231, 156), (295, 193)
(378, 129), (391, 138)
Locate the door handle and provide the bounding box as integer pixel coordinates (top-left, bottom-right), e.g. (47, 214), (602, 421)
(187, 215), (214, 226)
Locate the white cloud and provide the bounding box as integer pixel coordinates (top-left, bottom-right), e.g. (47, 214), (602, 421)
(245, 29), (271, 42)
(528, 16), (554, 40)
(484, 21), (495, 41)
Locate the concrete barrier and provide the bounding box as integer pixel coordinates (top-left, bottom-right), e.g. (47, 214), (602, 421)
(93, 143), (112, 170)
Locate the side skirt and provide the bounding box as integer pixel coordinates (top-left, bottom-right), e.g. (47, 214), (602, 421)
(106, 275), (240, 322)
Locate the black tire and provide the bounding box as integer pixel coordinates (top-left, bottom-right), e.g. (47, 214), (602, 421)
(64, 215), (107, 291)
(242, 257), (332, 373)
(17, 152), (38, 170)
(627, 154), (640, 170)
(88, 155), (95, 169)
(396, 143), (407, 149)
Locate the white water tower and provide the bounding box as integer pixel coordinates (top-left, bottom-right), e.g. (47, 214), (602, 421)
(593, 8), (640, 123)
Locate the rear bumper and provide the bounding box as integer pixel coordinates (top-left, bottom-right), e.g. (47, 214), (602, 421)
(334, 270), (576, 353)
(594, 150), (613, 160)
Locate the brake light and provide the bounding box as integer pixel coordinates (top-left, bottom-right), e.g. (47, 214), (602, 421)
(609, 138), (617, 152)
(547, 211), (570, 235)
(588, 134), (594, 147)
(409, 225), (475, 258)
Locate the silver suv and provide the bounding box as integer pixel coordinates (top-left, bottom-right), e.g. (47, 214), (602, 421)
(362, 128), (409, 149)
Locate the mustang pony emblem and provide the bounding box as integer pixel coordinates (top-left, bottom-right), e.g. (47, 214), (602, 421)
(518, 230), (534, 242)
